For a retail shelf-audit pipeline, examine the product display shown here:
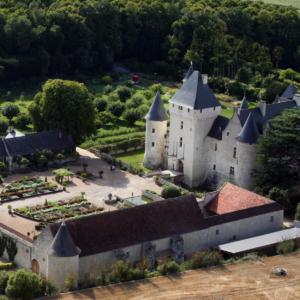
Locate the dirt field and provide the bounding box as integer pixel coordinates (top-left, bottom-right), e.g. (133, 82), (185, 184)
(47, 252), (300, 300)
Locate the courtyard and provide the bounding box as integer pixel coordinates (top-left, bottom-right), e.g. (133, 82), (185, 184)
(0, 148), (163, 239)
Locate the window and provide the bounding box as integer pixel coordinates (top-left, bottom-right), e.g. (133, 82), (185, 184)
(179, 106), (183, 110)
(229, 166), (235, 176)
(172, 104), (174, 107)
(181, 121), (183, 129)
(152, 128), (155, 133)
(188, 108), (190, 112)
(179, 137), (182, 147)
(215, 143), (217, 151)
(233, 147), (236, 158)
(151, 142), (155, 147)
(200, 109), (202, 113)
(190, 128), (192, 131)
(270, 216), (274, 223)
(126, 251), (130, 259)
(227, 132), (230, 136)
(213, 107), (215, 110)
(213, 164), (216, 171)
(216, 229), (219, 235)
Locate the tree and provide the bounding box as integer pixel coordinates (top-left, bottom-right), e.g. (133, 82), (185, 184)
(94, 98), (108, 112)
(253, 107), (300, 195)
(19, 158), (30, 166)
(5, 269), (43, 300)
(55, 153), (64, 165)
(268, 187), (291, 209)
(37, 155), (48, 165)
(96, 111), (116, 127)
(107, 101), (126, 118)
(122, 108), (141, 125)
(29, 80), (96, 145)
(149, 84), (163, 94)
(273, 46), (284, 81)
(2, 104), (20, 122)
(236, 67), (251, 84)
(0, 120), (8, 133)
(295, 203), (300, 221)
(116, 86), (132, 102)
(161, 185), (181, 199)
(0, 162), (6, 172)
(256, 46), (272, 87)
(15, 114), (31, 128)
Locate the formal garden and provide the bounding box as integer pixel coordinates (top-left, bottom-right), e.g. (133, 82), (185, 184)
(0, 176), (61, 201)
(14, 196), (106, 233)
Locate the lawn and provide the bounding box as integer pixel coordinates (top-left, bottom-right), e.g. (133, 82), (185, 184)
(114, 149), (151, 172)
(220, 100), (257, 119)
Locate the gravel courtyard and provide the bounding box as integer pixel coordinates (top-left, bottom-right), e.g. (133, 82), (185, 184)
(0, 148), (163, 238)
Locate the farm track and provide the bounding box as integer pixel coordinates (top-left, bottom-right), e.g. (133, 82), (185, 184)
(48, 252), (300, 300)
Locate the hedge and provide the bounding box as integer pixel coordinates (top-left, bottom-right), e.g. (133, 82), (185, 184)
(0, 262), (14, 270)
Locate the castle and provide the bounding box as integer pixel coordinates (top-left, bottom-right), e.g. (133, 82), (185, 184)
(143, 67), (300, 190)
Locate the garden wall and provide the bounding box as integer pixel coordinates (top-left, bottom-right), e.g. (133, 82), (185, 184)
(145, 171), (162, 177)
(142, 190), (164, 202)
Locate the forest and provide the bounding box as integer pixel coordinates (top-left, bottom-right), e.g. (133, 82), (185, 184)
(0, 0), (300, 82)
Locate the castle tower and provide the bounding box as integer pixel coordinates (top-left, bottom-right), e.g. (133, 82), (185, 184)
(143, 91), (168, 170)
(168, 70), (221, 187)
(235, 113), (259, 190)
(47, 221), (81, 292)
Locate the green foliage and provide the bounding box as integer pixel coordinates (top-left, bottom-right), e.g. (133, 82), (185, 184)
(101, 76), (113, 84)
(70, 151), (80, 160)
(116, 86), (132, 102)
(42, 279), (60, 296)
(29, 79), (96, 145)
(236, 67), (251, 84)
(143, 90), (155, 100)
(0, 120), (8, 133)
(65, 270), (77, 292)
(6, 238), (18, 262)
(107, 101), (126, 118)
(19, 158), (29, 166)
(131, 94), (144, 107)
(2, 104), (20, 122)
(190, 250), (223, 269)
(0, 176), (4, 185)
(52, 169), (73, 183)
(149, 84), (163, 94)
(253, 107), (300, 194)
(295, 203), (300, 221)
(0, 263), (14, 270)
(15, 114), (31, 128)
(0, 271), (12, 293)
(0, 162), (6, 171)
(103, 85), (114, 95)
(55, 153), (64, 161)
(157, 260), (179, 275)
(5, 269), (43, 300)
(96, 111), (117, 127)
(262, 81), (289, 104)
(110, 260), (131, 283)
(268, 187), (291, 209)
(37, 155), (48, 164)
(122, 108), (141, 125)
(161, 185), (181, 199)
(276, 238), (295, 255)
(94, 98), (108, 112)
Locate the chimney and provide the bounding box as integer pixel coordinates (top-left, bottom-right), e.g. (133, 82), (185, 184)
(293, 94), (300, 107)
(258, 100), (266, 116)
(10, 126), (14, 133)
(59, 131), (61, 138)
(202, 74), (208, 84)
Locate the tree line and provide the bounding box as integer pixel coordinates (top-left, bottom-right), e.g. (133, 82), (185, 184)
(0, 0), (300, 81)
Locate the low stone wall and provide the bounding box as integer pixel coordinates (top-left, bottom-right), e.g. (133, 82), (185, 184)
(100, 153), (131, 169)
(145, 171), (162, 178)
(90, 146), (144, 157)
(142, 190), (164, 202)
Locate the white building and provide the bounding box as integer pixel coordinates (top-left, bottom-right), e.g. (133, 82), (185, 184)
(143, 67), (300, 190)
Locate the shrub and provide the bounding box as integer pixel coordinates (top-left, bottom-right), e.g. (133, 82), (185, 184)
(116, 86), (132, 102)
(0, 295), (7, 300)
(161, 185), (181, 199)
(94, 98), (108, 112)
(181, 190), (189, 196)
(226, 80), (243, 97)
(0, 263), (14, 270)
(103, 85), (114, 95)
(96, 111), (116, 127)
(131, 94), (144, 107)
(0, 120), (8, 133)
(157, 260), (179, 275)
(65, 270), (77, 292)
(19, 158), (29, 166)
(122, 108), (141, 125)
(2, 104), (20, 122)
(42, 279), (60, 296)
(81, 173), (87, 178)
(191, 250), (222, 269)
(101, 76), (113, 84)
(143, 90), (155, 100)
(110, 260), (131, 283)
(15, 114), (31, 128)
(0, 176), (4, 185)
(0, 271), (12, 293)
(149, 84), (163, 94)
(107, 101), (126, 118)
(5, 269), (43, 300)
(276, 238), (295, 255)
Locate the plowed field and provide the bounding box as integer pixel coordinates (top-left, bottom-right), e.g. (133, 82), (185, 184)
(48, 252), (300, 300)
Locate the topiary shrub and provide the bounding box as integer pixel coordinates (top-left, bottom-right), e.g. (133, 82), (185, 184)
(101, 76), (113, 84)
(0, 271), (12, 293)
(161, 185), (181, 199)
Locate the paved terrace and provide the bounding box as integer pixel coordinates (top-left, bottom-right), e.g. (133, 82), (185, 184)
(0, 148), (163, 238)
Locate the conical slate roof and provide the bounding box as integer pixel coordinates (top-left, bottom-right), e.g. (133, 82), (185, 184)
(182, 66), (194, 83)
(170, 71), (221, 110)
(145, 91), (168, 121)
(240, 95), (249, 110)
(281, 82), (297, 99)
(236, 113), (260, 144)
(48, 221), (81, 257)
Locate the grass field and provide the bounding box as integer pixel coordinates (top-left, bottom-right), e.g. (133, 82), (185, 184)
(114, 149), (151, 171)
(252, 0), (300, 8)
(220, 100), (257, 119)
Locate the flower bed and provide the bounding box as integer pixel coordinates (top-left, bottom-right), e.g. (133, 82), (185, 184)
(75, 171), (97, 180)
(14, 197), (106, 225)
(0, 176), (61, 200)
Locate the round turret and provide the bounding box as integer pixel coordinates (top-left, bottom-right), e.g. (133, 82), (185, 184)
(47, 221), (81, 292)
(143, 91), (168, 170)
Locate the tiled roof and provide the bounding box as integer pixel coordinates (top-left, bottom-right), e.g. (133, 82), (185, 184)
(205, 183), (277, 215)
(207, 115), (230, 140)
(49, 194), (207, 257)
